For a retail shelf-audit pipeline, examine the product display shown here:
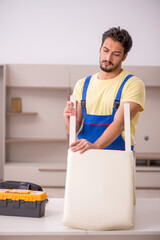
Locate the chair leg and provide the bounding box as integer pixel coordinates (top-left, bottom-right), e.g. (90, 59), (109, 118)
(133, 151), (136, 205)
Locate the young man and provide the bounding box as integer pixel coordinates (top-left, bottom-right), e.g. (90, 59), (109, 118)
(64, 27), (145, 153)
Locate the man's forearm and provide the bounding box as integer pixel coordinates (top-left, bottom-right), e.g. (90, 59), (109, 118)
(93, 102), (141, 149)
(93, 120), (124, 149)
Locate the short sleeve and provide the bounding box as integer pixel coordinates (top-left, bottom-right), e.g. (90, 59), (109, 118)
(73, 78), (85, 103)
(121, 76), (146, 112)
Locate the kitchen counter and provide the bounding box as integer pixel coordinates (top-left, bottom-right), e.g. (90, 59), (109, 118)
(0, 198), (160, 240)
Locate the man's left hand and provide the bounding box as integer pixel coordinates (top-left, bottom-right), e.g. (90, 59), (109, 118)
(70, 139), (97, 154)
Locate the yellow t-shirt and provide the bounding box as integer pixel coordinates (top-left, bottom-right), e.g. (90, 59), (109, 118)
(73, 69), (145, 146)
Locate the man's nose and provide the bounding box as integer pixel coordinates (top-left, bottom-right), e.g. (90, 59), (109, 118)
(105, 53), (112, 62)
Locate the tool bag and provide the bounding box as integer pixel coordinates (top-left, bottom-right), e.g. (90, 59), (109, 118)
(63, 96), (135, 230)
(0, 181), (43, 191)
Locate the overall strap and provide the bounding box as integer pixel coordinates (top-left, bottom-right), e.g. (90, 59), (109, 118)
(81, 75), (92, 114)
(112, 74), (133, 115)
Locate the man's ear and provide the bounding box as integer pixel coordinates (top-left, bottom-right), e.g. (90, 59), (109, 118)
(122, 53), (128, 62)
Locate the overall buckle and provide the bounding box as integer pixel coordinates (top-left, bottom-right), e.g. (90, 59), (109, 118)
(113, 100), (120, 109)
(81, 100), (86, 110)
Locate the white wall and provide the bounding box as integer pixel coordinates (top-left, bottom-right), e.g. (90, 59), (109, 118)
(0, 0), (160, 66)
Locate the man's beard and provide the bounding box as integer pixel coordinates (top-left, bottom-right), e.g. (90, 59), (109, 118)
(100, 60), (121, 73)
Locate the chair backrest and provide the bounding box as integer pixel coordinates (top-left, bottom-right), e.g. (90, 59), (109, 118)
(63, 96), (134, 230)
(69, 95), (76, 146)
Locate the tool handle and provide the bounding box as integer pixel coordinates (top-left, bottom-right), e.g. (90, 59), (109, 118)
(69, 95), (76, 146)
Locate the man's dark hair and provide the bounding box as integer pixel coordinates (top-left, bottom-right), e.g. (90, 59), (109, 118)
(102, 27), (133, 55)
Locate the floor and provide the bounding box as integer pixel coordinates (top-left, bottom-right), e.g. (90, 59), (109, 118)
(43, 187), (160, 198)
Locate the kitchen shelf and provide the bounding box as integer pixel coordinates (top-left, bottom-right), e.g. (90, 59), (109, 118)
(136, 152), (160, 160)
(6, 112), (38, 116)
(5, 138), (68, 143)
(136, 152), (160, 167)
(6, 85), (71, 91)
(136, 166), (160, 172)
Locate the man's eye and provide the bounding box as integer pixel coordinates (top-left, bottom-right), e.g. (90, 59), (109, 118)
(114, 53), (120, 57)
(103, 48), (108, 52)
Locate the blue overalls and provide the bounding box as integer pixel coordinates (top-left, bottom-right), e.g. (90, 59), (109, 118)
(78, 74), (134, 151)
